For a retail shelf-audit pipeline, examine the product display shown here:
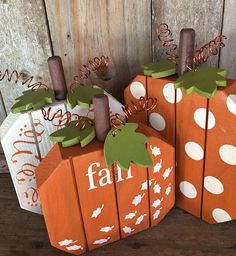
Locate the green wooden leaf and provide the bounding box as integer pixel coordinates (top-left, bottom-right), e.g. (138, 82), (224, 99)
(49, 117), (95, 147)
(142, 59), (177, 78)
(67, 85), (104, 109)
(174, 67), (227, 98)
(11, 89), (55, 114)
(104, 123), (152, 170)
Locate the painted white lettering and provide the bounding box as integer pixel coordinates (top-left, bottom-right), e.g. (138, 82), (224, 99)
(86, 162), (100, 190)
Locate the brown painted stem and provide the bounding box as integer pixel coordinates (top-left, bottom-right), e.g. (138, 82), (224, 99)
(93, 94), (111, 142)
(48, 56), (67, 100)
(178, 28), (196, 76)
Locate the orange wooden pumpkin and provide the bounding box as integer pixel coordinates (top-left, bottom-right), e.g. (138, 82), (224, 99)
(35, 123), (174, 255)
(125, 75), (236, 224)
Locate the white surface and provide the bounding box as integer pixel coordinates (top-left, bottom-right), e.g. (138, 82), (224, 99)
(179, 181), (197, 199)
(163, 83), (182, 104)
(212, 208), (232, 223)
(204, 176), (224, 195)
(219, 144), (236, 165)
(130, 81), (146, 99)
(149, 112), (166, 131)
(185, 141), (204, 161)
(194, 108), (215, 129)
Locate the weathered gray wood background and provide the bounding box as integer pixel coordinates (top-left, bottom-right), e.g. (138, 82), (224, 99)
(0, 0), (235, 123)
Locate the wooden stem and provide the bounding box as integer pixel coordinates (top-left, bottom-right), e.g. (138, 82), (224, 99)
(48, 56), (67, 100)
(178, 28), (196, 76)
(93, 94), (111, 142)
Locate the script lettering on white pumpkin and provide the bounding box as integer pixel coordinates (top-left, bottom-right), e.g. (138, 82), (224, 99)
(86, 162), (133, 190)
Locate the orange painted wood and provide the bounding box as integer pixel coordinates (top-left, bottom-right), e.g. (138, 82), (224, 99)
(36, 144), (62, 188)
(175, 92), (208, 218)
(71, 141), (120, 250)
(36, 145), (87, 255)
(144, 125), (175, 226)
(125, 75), (236, 223)
(147, 76), (176, 146)
(36, 122), (176, 254)
(124, 75), (148, 123)
(114, 162), (150, 238)
(202, 80), (236, 223)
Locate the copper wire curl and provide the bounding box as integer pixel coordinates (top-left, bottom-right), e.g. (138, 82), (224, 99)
(186, 35), (227, 70)
(157, 23), (178, 63)
(0, 69), (49, 90)
(70, 55), (110, 91)
(41, 107), (93, 129)
(110, 96), (157, 135)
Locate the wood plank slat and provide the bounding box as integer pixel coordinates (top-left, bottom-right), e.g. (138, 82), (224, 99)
(0, 0), (52, 113)
(151, 0), (224, 67)
(45, 0), (152, 101)
(220, 0), (236, 79)
(175, 93), (208, 218)
(202, 80), (236, 223)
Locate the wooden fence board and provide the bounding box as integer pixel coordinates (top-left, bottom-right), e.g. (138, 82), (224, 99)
(45, 0), (152, 101)
(152, 0), (224, 67)
(220, 0), (236, 79)
(0, 0), (52, 114)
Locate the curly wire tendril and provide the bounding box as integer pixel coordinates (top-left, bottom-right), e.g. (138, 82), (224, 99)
(157, 23), (178, 63)
(110, 96), (157, 135)
(186, 35), (227, 70)
(41, 107), (92, 129)
(70, 55), (110, 91)
(0, 69), (49, 90)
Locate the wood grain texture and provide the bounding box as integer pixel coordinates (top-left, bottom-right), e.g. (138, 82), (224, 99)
(0, 0), (52, 114)
(1, 174), (236, 256)
(152, 0), (224, 67)
(45, 0), (152, 101)
(220, 0), (236, 78)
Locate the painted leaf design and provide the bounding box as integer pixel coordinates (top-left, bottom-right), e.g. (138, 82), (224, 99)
(67, 85), (104, 109)
(174, 67), (227, 98)
(91, 204), (104, 218)
(142, 59), (177, 78)
(122, 226), (135, 234)
(49, 117), (95, 147)
(104, 123), (152, 170)
(132, 193), (145, 206)
(135, 214), (147, 225)
(11, 89), (55, 113)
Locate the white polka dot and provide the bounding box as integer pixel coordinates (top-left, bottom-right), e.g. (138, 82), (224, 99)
(226, 94), (236, 115)
(204, 176), (224, 195)
(185, 141), (204, 161)
(194, 108), (215, 129)
(219, 144), (236, 165)
(130, 81), (146, 99)
(179, 181), (197, 199)
(163, 83), (182, 104)
(149, 113), (166, 131)
(212, 208), (232, 223)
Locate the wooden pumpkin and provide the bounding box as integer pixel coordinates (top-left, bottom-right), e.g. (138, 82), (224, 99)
(124, 74), (236, 224)
(0, 93), (124, 214)
(35, 123), (174, 255)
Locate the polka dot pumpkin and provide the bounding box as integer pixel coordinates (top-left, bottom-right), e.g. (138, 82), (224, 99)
(124, 75), (236, 224)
